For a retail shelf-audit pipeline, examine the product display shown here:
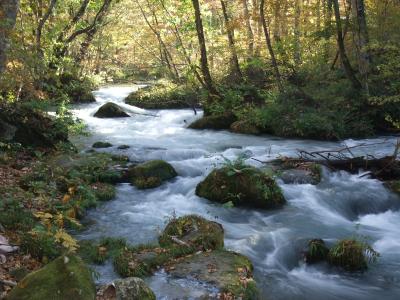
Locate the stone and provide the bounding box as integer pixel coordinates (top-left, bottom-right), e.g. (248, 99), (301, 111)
(128, 160), (177, 189)
(189, 113), (237, 130)
(230, 121), (261, 135)
(94, 102), (130, 118)
(97, 277), (155, 300)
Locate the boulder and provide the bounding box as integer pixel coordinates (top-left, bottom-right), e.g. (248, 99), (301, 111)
(303, 239), (329, 264)
(97, 277), (155, 300)
(6, 255), (95, 300)
(196, 166), (285, 209)
(168, 250), (258, 300)
(159, 215), (224, 251)
(128, 160), (178, 189)
(94, 103), (130, 118)
(118, 145), (130, 150)
(280, 169), (319, 185)
(273, 160), (322, 185)
(230, 121), (261, 135)
(385, 180), (400, 195)
(0, 107), (68, 148)
(188, 113), (237, 130)
(92, 141), (113, 148)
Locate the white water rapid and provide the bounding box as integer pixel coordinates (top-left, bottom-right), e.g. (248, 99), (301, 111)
(72, 85), (400, 300)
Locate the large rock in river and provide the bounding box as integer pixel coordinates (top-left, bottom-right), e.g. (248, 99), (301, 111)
(6, 255), (95, 300)
(188, 112), (237, 130)
(230, 120), (261, 135)
(97, 277), (155, 300)
(94, 102), (130, 118)
(128, 160), (178, 189)
(196, 166), (285, 209)
(168, 250), (258, 299)
(159, 215), (224, 251)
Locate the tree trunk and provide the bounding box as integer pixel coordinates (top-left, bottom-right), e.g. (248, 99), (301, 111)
(0, 0), (19, 76)
(332, 0), (362, 90)
(351, 0), (370, 92)
(294, 0), (302, 67)
(220, 0), (243, 82)
(260, 0), (283, 92)
(241, 0), (254, 58)
(36, 0), (57, 54)
(191, 0), (218, 97)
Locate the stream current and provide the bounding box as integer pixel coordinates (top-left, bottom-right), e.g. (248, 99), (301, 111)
(72, 85), (400, 300)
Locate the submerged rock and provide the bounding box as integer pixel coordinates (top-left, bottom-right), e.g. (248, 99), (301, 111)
(168, 250), (258, 300)
(97, 277), (155, 300)
(159, 215), (224, 251)
(92, 141), (113, 148)
(188, 113), (237, 130)
(230, 120), (261, 135)
(304, 239), (329, 264)
(274, 160), (322, 185)
(385, 180), (400, 195)
(196, 166), (285, 209)
(118, 145), (131, 150)
(6, 255), (95, 300)
(129, 160), (178, 189)
(94, 102), (130, 118)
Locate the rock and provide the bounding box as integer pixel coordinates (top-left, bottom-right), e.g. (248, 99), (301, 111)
(385, 180), (400, 195)
(6, 255), (95, 300)
(128, 160), (178, 189)
(94, 102), (130, 118)
(280, 169), (319, 185)
(118, 145), (130, 150)
(230, 121), (261, 135)
(92, 141), (113, 148)
(168, 250), (258, 299)
(0, 106), (68, 148)
(274, 161), (322, 185)
(196, 166), (285, 209)
(189, 113), (237, 130)
(328, 239), (376, 271)
(91, 182), (116, 201)
(97, 277), (155, 300)
(159, 215), (224, 251)
(304, 239), (329, 264)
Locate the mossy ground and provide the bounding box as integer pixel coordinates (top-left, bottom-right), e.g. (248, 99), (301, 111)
(196, 166), (285, 209)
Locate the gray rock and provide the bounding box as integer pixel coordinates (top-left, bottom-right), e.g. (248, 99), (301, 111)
(97, 277), (155, 300)
(280, 169), (319, 185)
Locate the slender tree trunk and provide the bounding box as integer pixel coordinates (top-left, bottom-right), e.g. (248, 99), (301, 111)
(351, 0), (370, 92)
(220, 0), (243, 82)
(241, 0), (254, 58)
(332, 0), (362, 90)
(0, 0), (19, 76)
(294, 0), (302, 67)
(260, 0), (283, 92)
(191, 0), (218, 97)
(273, 0), (281, 42)
(36, 0), (57, 53)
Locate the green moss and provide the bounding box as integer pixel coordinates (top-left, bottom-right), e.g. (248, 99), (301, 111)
(196, 166), (285, 209)
(189, 113), (237, 130)
(79, 237), (127, 264)
(92, 141), (113, 148)
(230, 120), (261, 135)
(6, 255), (95, 300)
(304, 239), (329, 264)
(129, 160), (177, 189)
(328, 239), (379, 272)
(94, 102), (130, 118)
(159, 215), (224, 251)
(385, 180), (400, 195)
(91, 182), (116, 201)
(20, 232), (62, 260)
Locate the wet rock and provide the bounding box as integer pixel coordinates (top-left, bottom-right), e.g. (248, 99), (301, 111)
(304, 239), (329, 264)
(189, 113), (237, 130)
(118, 145), (130, 150)
(6, 255), (95, 300)
(97, 277), (155, 300)
(385, 180), (400, 195)
(196, 166), (285, 209)
(230, 120), (261, 135)
(280, 169), (319, 185)
(94, 102), (130, 118)
(168, 250), (258, 300)
(128, 160), (177, 189)
(328, 239), (378, 272)
(159, 215), (224, 251)
(92, 141), (113, 148)
(274, 160), (322, 185)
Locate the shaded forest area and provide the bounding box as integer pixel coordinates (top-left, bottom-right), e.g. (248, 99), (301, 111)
(0, 0), (399, 140)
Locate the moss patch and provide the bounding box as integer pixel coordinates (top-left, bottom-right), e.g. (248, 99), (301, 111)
(129, 160), (177, 189)
(159, 215), (224, 251)
(189, 113), (237, 130)
(91, 182), (116, 201)
(6, 255), (95, 300)
(196, 166), (285, 209)
(230, 120), (261, 135)
(304, 239), (329, 264)
(92, 141), (113, 148)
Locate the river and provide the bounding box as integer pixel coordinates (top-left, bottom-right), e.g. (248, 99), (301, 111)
(72, 85), (400, 300)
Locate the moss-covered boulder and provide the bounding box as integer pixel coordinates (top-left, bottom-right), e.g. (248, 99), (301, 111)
(230, 121), (261, 135)
(304, 239), (329, 264)
(196, 166), (285, 209)
(6, 255), (95, 300)
(129, 160), (178, 189)
(92, 141), (113, 148)
(188, 113), (237, 130)
(167, 250), (258, 300)
(328, 239), (378, 272)
(97, 278), (155, 300)
(91, 182), (116, 201)
(159, 215), (224, 251)
(94, 102), (130, 118)
(385, 180), (400, 195)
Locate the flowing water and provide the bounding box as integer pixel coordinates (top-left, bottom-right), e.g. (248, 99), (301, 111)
(72, 85), (400, 300)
